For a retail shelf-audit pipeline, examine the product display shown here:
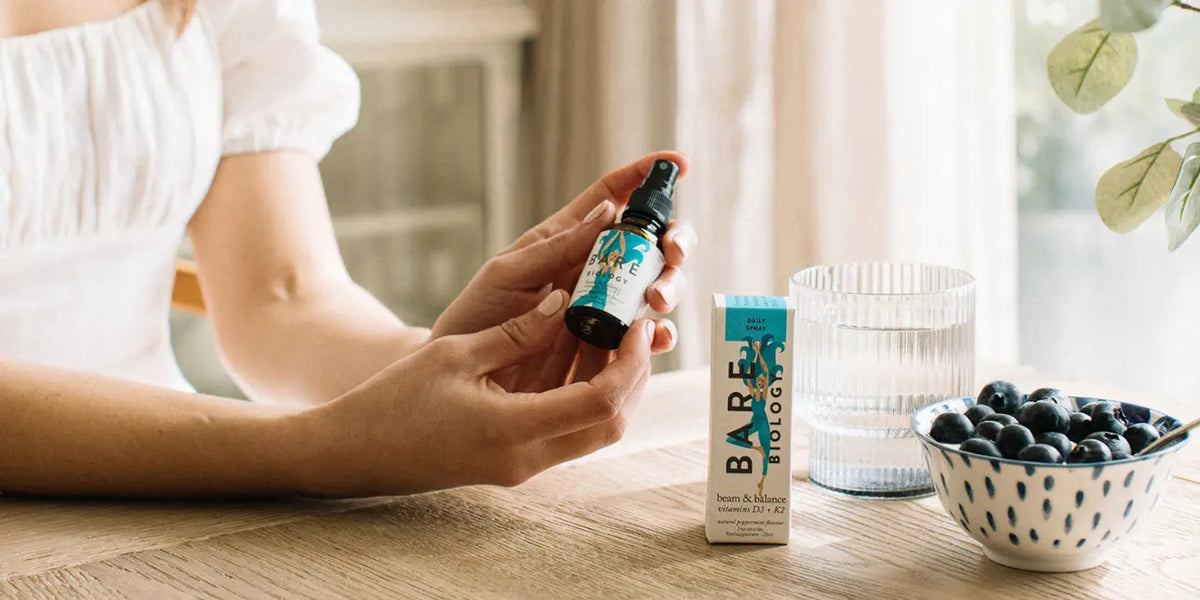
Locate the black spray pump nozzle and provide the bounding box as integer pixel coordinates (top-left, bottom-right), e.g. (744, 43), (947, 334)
(626, 159), (680, 227)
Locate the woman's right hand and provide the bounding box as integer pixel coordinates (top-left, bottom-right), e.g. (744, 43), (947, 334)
(291, 289), (653, 497)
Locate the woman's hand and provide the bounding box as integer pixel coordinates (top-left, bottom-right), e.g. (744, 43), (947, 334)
(430, 151), (696, 394)
(297, 289), (652, 496)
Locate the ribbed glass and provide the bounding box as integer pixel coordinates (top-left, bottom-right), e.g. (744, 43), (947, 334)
(792, 263), (975, 498)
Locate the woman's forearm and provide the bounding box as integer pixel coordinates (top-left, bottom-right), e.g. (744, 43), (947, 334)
(0, 359), (325, 497)
(209, 281), (429, 405)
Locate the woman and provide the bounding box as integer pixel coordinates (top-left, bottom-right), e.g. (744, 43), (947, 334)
(0, 0), (694, 497)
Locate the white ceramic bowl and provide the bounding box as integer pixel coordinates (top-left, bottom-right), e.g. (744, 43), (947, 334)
(911, 397), (1189, 572)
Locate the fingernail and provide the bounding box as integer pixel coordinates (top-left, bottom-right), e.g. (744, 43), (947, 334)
(537, 290), (565, 316)
(583, 200), (613, 224)
(676, 225), (697, 259)
(644, 320), (655, 344)
(655, 282), (677, 307)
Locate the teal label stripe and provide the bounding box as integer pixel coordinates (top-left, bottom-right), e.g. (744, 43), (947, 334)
(724, 295), (787, 341)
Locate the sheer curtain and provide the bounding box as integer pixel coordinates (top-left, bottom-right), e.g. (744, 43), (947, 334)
(532, 0), (1017, 368)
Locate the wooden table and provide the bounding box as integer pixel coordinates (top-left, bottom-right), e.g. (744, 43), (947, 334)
(2, 365), (1198, 599)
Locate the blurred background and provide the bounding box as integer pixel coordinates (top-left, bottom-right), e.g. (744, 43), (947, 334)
(173, 0), (1200, 406)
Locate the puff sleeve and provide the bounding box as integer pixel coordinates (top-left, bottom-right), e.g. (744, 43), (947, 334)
(206, 0), (360, 160)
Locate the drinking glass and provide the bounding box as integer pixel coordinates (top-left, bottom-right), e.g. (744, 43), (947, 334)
(792, 263), (975, 498)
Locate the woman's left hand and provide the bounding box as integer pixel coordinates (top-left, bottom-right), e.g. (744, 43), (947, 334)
(431, 151), (695, 393)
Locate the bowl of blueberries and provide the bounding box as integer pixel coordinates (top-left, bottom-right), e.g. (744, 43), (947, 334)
(911, 381), (1189, 572)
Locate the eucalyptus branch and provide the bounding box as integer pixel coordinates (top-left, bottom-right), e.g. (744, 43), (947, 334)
(1174, 0), (1200, 14)
(1165, 128), (1200, 144)
(1047, 3), (1200, 248)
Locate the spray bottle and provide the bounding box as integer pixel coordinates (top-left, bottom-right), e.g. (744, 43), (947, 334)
(565, 159), (681, 349)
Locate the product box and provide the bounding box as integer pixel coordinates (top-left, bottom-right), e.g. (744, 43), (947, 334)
(705, 294), (794, 544)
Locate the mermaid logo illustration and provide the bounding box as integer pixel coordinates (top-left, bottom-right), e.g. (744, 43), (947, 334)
(572, 231), (650, 312)
(725, 334), (785, 495)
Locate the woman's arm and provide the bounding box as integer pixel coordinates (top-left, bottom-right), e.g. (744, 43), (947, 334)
(0, 359), (315, 497)
(0, 299), (653, 497)
(188, 152), (428, 406)
(189, 151), (695, 406)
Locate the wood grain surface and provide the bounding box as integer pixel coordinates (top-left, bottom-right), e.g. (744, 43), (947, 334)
(2, 365), (1197, 599)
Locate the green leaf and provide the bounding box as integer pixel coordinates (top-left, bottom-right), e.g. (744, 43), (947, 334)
(1047, 20), (1138, 114)
(1165, 99), (1200, 127)
(1192, 86), (1200, 104)
(1096, 141), (1183, 233)
(1098, 0), (1172, 32)
(1165, 142), (1200, 250)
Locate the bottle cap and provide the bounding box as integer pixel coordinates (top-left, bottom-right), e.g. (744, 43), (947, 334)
(626, 159), (680, 226)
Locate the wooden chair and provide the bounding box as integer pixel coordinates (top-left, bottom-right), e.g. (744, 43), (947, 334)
(171, 259), (206, 315)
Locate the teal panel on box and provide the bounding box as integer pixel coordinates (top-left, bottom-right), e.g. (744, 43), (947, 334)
(724, 295), (787, 341)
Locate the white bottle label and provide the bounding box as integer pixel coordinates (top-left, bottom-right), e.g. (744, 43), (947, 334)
(569, 229), (665, 326)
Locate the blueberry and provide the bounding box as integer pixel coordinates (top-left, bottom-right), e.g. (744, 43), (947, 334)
(964, 404), (995, 426)
(1028, 388), (1071, 409)
(997, 424), (1036, 459)
(1123, 423), (1161, 454)
(1111, 451), (1132, 461)
(1017, 400), (1071, 435)
(1036, 432), (1073, 458)
(930, 412), (974, 444)
(1091, 412), (1127, 436)
(1068, 439), (1112, 463)
(1084, 432), (1131, 457)
(981, 413), (1019, 427)
(960, 438), (1003, 458)
(1067, 412), (1092, 442)
(973, 421), (1004, 442)
(1080, 401), (1115, 418)
(978, 381), (1023, 415)
(1112, 406), (1130, 426)
(1014, 402), (1032, 424)
(1017, 443), (1062, 463)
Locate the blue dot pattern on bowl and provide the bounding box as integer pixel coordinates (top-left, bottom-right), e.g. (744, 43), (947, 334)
(912, 395), (1187, 569)
(1154, 416), (1182, 436)
(1123, 404), (1150, 424)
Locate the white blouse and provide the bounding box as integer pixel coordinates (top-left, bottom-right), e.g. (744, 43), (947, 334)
(0, 0), (360, 390)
